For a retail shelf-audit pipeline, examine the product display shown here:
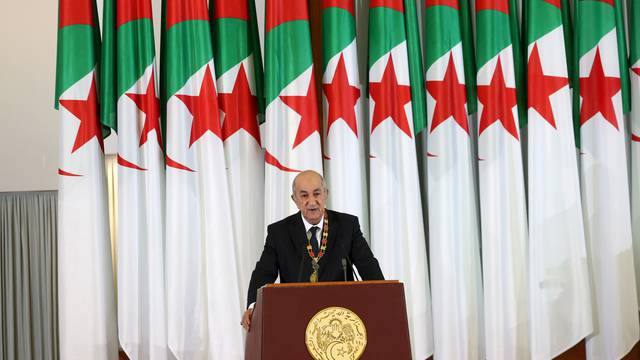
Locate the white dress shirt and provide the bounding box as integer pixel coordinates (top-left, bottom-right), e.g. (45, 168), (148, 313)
(301, 212), (324, 249)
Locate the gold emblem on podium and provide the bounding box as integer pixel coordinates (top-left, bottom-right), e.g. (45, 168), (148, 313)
(305, 306), (367, 360)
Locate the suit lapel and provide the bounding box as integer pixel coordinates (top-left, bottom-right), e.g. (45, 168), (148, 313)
(318, 210), (338, 279)
(288, 211), (307, 263)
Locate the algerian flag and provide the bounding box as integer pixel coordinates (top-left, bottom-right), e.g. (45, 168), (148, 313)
(262, 0), (323, 227)
(321, 0), (368, 239)
(100, 0), (169, 358)
(575, 0), (640, 358)
(423, 0), (483, 358)
(525, 0), (594, 358)
(162, 0), (244, 357)
(55, 0), (117, 358)
(629, 0), (640, 310)
(368, 0), (433, 358)
(475, 0), (530, 357)
(211, 0), (265, 308)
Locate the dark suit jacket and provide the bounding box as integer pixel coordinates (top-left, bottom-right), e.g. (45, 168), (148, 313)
(247, 210), (384, 307)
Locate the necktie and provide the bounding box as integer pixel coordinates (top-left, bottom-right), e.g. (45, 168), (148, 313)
(310, 226), (320, 254)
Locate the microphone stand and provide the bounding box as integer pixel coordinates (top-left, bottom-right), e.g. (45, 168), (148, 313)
(341, 258), (348, 281)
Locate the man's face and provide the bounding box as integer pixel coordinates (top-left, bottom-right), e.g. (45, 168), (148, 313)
(292, 173), (327, 225)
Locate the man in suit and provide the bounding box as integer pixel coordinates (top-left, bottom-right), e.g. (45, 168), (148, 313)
(241, 170), (384, 330)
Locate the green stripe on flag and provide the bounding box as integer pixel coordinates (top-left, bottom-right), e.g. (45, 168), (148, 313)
(247, 0), (265, 118)
(509, 0), (526, 128)
(322, 8), (356, 70)
(161, 21), (213, 101)
(613, 0), (630, 113)
(524, 0), (568, 130)
(425, 2), (477, 114)
(55, 25), (100, 108)
(100, 0), (116, 129)
(117, 21), (156, 96)
(404, 0), (427, 134)
(572, 0), (581, 146)
(560, 0), (575, 85)
(525, 0), (563, 44)
(264, 21), (313, 104)
(424, 7), (461, 69)
(575, 0), (629, 113)
(476, 1), (526, 127)
(573, 0), (630, 141)
(459, 0), (477, 113)
(55, 0), (109, 139)
(211, 0), (265, 120)
(160, 0), (167, 136)
(368, 8), (406, 67)
(102, 19), (157, 132)
(213, 19), (251, 75)
(476, 11), (512, 68)
(576, 1), (615, 58)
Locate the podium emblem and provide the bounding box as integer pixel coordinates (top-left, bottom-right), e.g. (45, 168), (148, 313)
(305, 306), (367, 360)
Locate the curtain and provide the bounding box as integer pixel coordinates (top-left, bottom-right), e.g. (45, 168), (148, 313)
(0, 191), (58, 360)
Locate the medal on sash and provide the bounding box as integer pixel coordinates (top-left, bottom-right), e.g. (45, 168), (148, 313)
(307, 210), (329, 282)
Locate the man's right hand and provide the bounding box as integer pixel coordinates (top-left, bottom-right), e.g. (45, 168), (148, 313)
(241, 308), (253, 331)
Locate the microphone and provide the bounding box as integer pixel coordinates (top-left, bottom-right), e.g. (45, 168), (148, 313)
(341, 258), (348, 282)
(340, 242), (359, 282)
(344, 256), (361, 281)
(297, 247), (306, 283)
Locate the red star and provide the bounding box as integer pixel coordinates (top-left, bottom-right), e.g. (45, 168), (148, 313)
(527, 43), (568, 129)
(176, 66), (222, 147)
(426, 52), (469, 134)
(280, 73), (321, 149)
(126, 72), (163, 147)
(59, 75), (104, 153)
(323, 54), (360, 137)
(631, 67), (640, 77)
(369, 56), (413, 138)
(477, 56), (519, 140)
(579, 48), (621, 130)
(219, 64), (261, 144)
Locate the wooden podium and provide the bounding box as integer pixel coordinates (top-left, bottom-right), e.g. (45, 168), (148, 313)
(245, 280), (412, 359)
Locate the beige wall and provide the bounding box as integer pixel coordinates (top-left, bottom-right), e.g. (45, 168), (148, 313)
(0, 0), (61, 191)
